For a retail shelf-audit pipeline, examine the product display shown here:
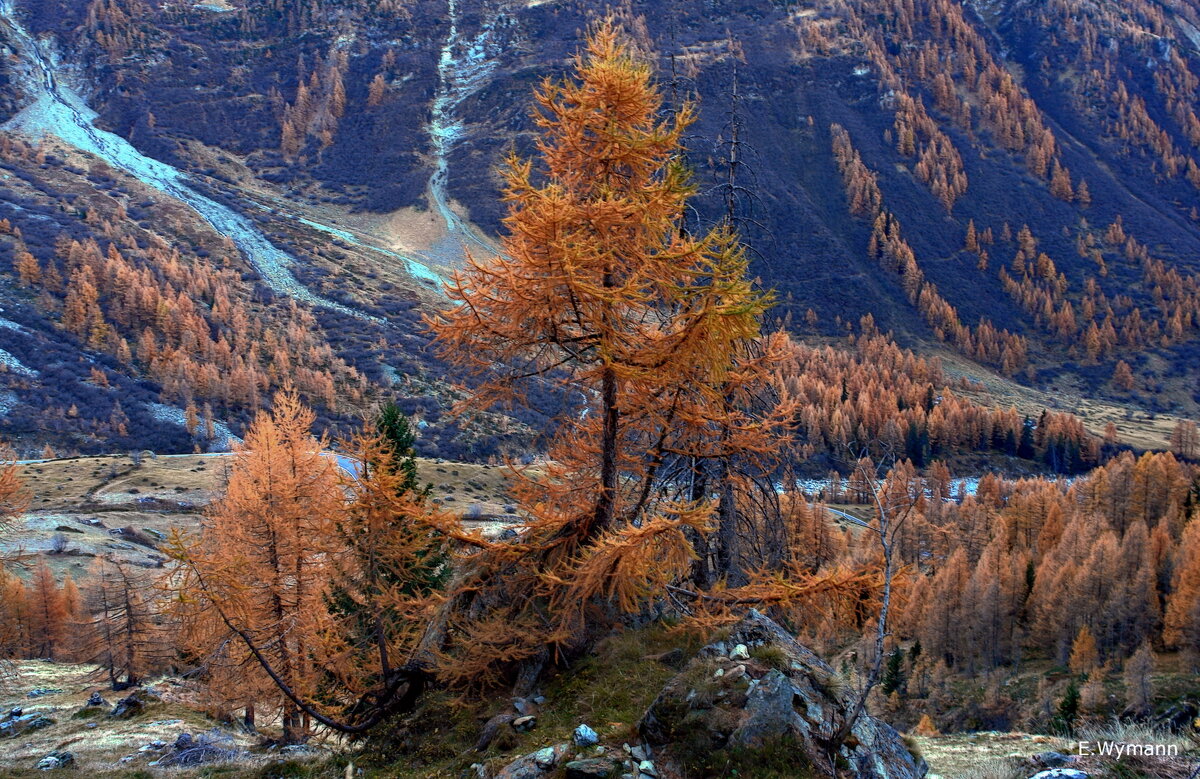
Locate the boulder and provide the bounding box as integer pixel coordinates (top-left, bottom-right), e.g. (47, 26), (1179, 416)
(22, 715), (55, 733)
(0, 712), (45, 737)
(85, 692), (106, 707)
(565, 757), (623, 778)
(26, 687), (62, 699)
(512, 715), (537, 733)
(639, 610), (926, 779)
(574, 723), (600, 746)
(110, 689), (158, 718)
(1032, 752), (1072, 768)
(495, 743), (570, 779)
(35, 751), (74, 770)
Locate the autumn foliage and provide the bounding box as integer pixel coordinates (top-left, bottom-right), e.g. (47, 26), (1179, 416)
(168, 390), (456, 741)
(426, 21), (868, 689)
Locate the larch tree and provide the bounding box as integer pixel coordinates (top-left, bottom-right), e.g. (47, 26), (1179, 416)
(0, 571), (29, 660)
(1068, 625), (1100, 675)
(0, 444), (28, 537)
(1123, 642), (1154, 715)
(26, 561), (65, 660)
(169, 393), (460, 739)
(425, 19), (855, 690)
(83, 559), (156, 689)
(1164, 519), (1200, 651)
(1112, 359), (1135, 392)
(320, 408), (459, 726)
(168, 389), (346, 743)
(1169, 419), (1198, 460)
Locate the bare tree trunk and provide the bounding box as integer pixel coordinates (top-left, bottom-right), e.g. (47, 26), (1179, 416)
(595, 364), (618, 534)
(829, 455), (911, 756)
(715, 461), (746, 587)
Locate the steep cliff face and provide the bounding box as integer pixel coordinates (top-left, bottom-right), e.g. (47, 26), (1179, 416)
(2, 0), (1200, 452)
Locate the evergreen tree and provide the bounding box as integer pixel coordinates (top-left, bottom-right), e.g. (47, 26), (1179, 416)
(1018, 416), (1036, 459)
(882, 647), (905, 695)
(1055, 681), (1081, 735)
(375, 401), (426, 496)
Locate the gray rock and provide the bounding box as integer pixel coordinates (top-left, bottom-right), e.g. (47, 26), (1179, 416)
(512, 715), (537, 733)
(85, 692), (106, 707)
(637, 759), (657, 776)
(629, 744), (649, 761)
(7, 707), (21, 718)
(1028, 771), (1089, 779)
(731, 669), (804, 746)
(533, 747), (559, 769)
(279, 744), (316, 755)
(564, 757), (620, 779)
(36, 751), (74, 770)
(514, 698), (538, 716)
(639, 610), (927, 779)
(110, 688), (159, 719)
(26, 688), (62, 699)
(574, 723), (599, 746)
(729, 643), (750, 661)
(495, 743), (569, 778)
(25, 715), (55, 732)
(1033, 752), (1072, 768)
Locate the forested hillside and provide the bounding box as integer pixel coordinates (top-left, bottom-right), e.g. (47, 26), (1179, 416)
(0, 0), (1198, 455)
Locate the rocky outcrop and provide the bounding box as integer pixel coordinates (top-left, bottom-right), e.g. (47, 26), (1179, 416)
(110, 688), (159, 719)
(638, 610), (927, 779)
(0, 711), (54, 738)
(494, 743), (570, 779)
(35, 750), (74, 770)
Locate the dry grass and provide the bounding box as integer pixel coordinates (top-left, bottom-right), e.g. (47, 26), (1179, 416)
(6, 454), (519, 586)
(911, 731), (1069, 779)
(936, 348), (1191, 451)
(1075, 720), (1200, 778)
(0, 660), (254, 774)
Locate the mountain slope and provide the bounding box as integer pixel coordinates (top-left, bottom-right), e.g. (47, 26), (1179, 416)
(1, 0), (1199, 453)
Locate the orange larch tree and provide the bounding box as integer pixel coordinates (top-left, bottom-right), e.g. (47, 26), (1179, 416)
(169, 392), (459, 739)
(168, 389), (346, 743)
(425, 20), (857, 690)
(1164, 519), (1200, 651)
(26, 560), (65, 660)
(83, 559), (157, 689)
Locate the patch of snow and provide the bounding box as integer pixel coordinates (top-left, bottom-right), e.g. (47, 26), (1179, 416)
(147, 403), (241, 452)
(0, 315), (26, 332)
(0, 348), (35, 377)
(299, 217), (444, 287)
(1177, 16), (1200, 53)
(427, 0), (503, 261)
(0, 390), (17, 414)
